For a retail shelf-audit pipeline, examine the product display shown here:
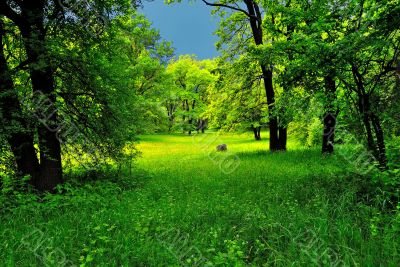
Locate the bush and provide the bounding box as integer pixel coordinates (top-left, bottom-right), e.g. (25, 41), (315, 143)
(306, 117), (323, 147)
(371, 137), (400, 210)
(0, 174), (39, 213)
(288, 117), (322, 147)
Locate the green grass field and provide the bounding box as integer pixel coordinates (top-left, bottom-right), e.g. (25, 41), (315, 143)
(1, 133), (399, 266)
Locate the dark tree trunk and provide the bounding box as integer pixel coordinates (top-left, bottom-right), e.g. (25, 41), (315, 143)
(188, 100), (195, 135)
(18, 2), (63, 191)
(352, 65), (377, 155)
(182, 101), (186, 133)
(244, 0), (281, 151)
(322, 75), (337, 154)
(252, 126), (261, 141)
(275, 18), (294, 152)
(322, 114), (336, 154)
(166, 102), (176, 132)
(357, 94), (387, 169)
(359, 94), (376, 154)
(370, 113), (388, 169)
(197, 119), (207, 133)
(352, 65), (387, 169)
(201, 119), (207, 133)
(252, 126), (260, 141)
(278, 127), (287, 150)
(262, 66), (279, 150)
(0, 20), (40, 182)
(253, 127), (258, 140)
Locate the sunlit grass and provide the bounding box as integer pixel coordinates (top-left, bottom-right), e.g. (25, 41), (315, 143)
(1, 133), (399, 266)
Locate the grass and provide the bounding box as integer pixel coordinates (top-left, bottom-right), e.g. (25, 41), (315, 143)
(1, 133), (399, 266)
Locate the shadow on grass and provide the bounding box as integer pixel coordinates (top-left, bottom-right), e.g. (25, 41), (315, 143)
(227, 138), (269, 144)
(234, 148), (322, 162)
(65, 165), (152, 191)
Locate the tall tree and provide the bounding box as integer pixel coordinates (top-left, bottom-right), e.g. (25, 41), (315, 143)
(166, 55), (216, 135)
(334, 0), (400, 168)
(0, 18), (40, 182)
(168, 0), (287, 151)
(0, 0), (165, 190)
(205, 57), (268, 140)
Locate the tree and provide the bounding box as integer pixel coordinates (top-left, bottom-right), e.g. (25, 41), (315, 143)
(166, 55), (216, 135)
(168, 0), (287, 151)
(333, 0), (400, 168)
(263, 0), (341, 154)
(0, 18), (39, 182)
(0, 0), (169, 190)
(205, 57), (268, 140)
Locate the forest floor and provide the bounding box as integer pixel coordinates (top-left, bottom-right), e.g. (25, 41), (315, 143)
(1, 133), (399, 266)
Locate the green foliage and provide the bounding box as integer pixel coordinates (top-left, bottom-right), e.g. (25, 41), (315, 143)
(0, 7), (173, 174)
(371, 137), (400, 207)
(1, 0), (399, 265)
(164, 55), (217, 134)
(306, 118), (323, 147)
(0, 175), (38, 213)
(205, 57), (269, 133)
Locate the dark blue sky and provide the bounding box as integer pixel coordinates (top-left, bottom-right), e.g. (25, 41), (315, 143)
(140, 1), (220, 59)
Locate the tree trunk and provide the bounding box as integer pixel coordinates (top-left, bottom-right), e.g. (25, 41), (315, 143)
(201, 119), (207, 133)
(243, 0), (282, 151)
(262, 66), (279, 151)
(359, 94), (376, 154)
(370, 113), (388, 169)
(322, 113), (336, 154)
(188, 100), (195, 135)
(275, 17), (294, 152)
(322, 75), (337, 154)
(351, 64), (388, 170)
(252, 126), (261, 141)
(18, 2), (63, 191)
(182, 101), (186, 133)
(201, 0), (284, 151)
(166, 102), (175, 132)
(197, 119), (206, 133)
(278, 127), (287, 150)
(0, 20), (40, 182)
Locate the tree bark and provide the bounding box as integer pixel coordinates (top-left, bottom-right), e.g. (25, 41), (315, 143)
(166, 102), (176, 132)
(370, 113), (388, 169)
(182, 101), (186, 133)
(351, 65), (384, 167)
(278, 127), (287, 150)
(322, 75), (337, 154)
(201, 119), (207, 133)
(197, 119), (207, 133)
(0, 19), (40, 182)
(359, 94), (376, 154)
(252, 126), (261, 141)
(244, 0), (280, 151)
(17, 2), (63, 191)
(262, 66), (279, 150)
(188, 100), (195, 135)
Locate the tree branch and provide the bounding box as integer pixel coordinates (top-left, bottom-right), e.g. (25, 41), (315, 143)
(201, 0), (253, 19)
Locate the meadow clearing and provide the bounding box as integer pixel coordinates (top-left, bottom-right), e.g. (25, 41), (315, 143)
(1, 133), (399, 266)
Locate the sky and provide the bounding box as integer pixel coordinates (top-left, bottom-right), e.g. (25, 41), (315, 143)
(139, 1), (220, 59)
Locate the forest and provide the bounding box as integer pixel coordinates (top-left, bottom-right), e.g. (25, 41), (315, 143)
(0, 0), (399, 266)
